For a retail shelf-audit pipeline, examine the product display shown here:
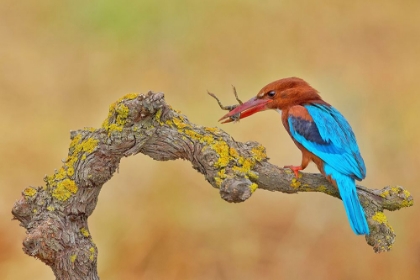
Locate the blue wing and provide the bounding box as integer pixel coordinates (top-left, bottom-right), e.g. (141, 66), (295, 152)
(288, 104), (366, 180)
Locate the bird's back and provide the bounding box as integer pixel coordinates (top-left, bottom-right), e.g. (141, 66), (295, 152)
(285, 103), (366, 180)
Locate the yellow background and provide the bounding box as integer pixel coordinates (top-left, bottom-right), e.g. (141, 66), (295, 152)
(1, 1), (419, 279)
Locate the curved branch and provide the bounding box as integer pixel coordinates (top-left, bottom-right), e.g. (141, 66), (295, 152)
(12, 92), (414, 278)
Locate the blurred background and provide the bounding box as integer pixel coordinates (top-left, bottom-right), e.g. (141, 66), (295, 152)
(1, 0), (419, 279)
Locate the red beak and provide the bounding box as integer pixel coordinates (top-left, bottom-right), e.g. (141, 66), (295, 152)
(219, 97), (273, 123)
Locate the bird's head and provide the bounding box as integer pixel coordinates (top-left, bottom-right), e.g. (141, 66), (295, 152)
(219, 77), (322, 123)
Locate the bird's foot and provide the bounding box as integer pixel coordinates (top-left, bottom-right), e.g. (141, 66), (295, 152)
(284, 165), (302, 178)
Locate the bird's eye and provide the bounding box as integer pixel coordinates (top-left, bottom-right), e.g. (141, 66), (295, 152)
(267, 90), (276, 97)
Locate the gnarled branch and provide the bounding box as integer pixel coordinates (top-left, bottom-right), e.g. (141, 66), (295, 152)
(12, 91), (413, 279)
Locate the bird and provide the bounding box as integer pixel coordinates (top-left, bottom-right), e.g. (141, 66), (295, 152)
(219, 77), (369, 235)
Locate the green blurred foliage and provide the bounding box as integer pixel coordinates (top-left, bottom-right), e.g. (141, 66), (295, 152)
(1, 0), (419, 279)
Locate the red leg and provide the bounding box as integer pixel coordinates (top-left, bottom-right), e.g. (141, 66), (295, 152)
(284, 154), (310, 178)
(284, 165), (303, 177)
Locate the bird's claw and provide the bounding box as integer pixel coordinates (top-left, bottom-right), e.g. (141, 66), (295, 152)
(284, 165), (302, 178)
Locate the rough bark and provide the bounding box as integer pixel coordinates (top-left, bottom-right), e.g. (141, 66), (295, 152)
(12, 91), (413, 279)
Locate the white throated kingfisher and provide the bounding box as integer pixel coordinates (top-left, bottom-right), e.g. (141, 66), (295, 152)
(219, 77), (369, 235)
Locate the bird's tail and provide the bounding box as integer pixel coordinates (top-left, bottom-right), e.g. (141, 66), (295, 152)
(333, 173), (370, 235)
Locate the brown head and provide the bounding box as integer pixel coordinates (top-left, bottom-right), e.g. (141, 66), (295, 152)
(219, 77), (323, 123)
(257, 77), (322, 110)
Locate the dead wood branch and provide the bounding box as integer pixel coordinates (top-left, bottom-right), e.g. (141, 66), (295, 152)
(12, 91), (413, 279)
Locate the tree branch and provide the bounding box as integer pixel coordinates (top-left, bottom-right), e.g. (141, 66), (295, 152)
(12, 91), (413, 278)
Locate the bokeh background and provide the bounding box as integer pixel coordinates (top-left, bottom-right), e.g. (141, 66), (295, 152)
(1, 0), (419, 279)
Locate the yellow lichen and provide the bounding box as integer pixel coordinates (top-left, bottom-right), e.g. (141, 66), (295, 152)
(121, 93), (138, 100)
(209, 141), (262, 185)
(70, 134), (82, 149)
(54, 168), (67, 181)
(102, 105), (115, 129)
(391, 186), (400, 193)
(214, 177), (223, 188)
(67, 137), (98, 170)
(70, 254), (77, 263)
(172, 117), (188, 129)
(247, 171), (259, 180)
(23, 187), (37, 197)
(60, 137), (97, 183)
(229, 147), (239, 158)
(69, 136), (98, 157)
(250, 145), (267, 161)
(290, 178), (301, 189)
(401, 199), (414, 208)
(102, 94), (136, 134)
(232, 157), (258, 179)
(115, 104), (129, 126)
(200, 134), (214, 144)
(215, 157), (230, 169)
(380, 187), (401, 198)
(66, 167), (74, 177)
(84, 127), (96, 132)
(212, 141), (231, 168)
(218, 169), (227, 179)
(401, 189), (414, 207)
(107, 123), (123, 133)
(47, 205), (55, 211)
(297, 184), (311, 191)
(89, 247), (96, 261)
(204, 127), (220, 134)
(165, 119), (174, 126)
(249, 183), (258, 193)
(317, 185), (327, 192)
(52, 179), (78, 201)
(240, 158), (254, 170)
(380, 190), (388, 198)
(184, 129), (202, 141)
(372, 212), (388, 224)
(47, 136), (98, 198)
(155, 108), (163, 125)
(80, 138), (98, 154)
(80, 227), (90, 237)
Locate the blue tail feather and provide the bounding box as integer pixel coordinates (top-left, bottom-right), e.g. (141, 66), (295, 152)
(325, 166), (370, 235)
